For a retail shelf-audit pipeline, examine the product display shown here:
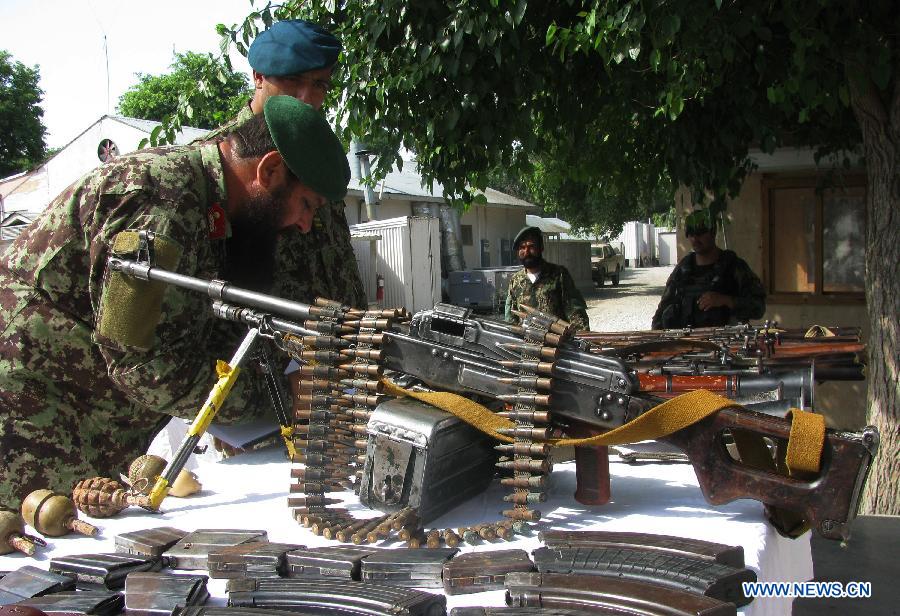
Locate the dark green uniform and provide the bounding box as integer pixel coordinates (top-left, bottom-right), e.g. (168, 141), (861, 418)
(0, 144), (269, 506)
(505, 261), (589, 330)
(200, 106), (366, 308)
(651, 250), (766, 329)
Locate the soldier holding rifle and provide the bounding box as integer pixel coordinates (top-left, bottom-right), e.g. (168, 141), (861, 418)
(652, 209), (766, 329)
(0, 97), (350, 506)
(505, 226), (589, 330)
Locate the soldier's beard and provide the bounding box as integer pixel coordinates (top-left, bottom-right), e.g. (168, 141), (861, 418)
(222, 187), (287, 291)
(520, 255), (543, 270)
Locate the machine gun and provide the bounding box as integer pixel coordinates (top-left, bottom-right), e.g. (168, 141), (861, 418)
(108, 256), (879, 541)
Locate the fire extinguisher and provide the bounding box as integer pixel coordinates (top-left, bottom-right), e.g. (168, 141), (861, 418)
(376, 274), (385, 302)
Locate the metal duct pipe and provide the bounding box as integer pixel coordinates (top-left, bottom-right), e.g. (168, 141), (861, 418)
(350, 140), (378, 220)
(439, 204), (466, 272)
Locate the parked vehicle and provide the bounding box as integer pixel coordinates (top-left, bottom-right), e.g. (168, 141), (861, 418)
(591, 243), (625, 286)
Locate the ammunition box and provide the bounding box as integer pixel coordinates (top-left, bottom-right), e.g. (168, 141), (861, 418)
(360, 547), (458, 588)
(162, 529), (267, 570)
(359, 397), (497, 523)
(442, 549), (534, 595)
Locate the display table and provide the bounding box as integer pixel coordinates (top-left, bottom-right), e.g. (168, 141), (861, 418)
(1, 443), (812, 616)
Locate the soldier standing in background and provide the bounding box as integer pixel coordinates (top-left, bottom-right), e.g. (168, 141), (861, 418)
(652, 210), (766, 329)
(202, 19), (366, 308)
(0, 97), (350, 507)
(505, 226), (590, 330)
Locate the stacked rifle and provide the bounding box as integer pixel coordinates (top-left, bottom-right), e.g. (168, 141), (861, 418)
(580, 322), (866, 395)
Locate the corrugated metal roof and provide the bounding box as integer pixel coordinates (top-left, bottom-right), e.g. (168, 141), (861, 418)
(526, 215), (571, 233)
(348, 158), (536, 209)
(0, 172), (29, 198)
(109, 116), (209, 144)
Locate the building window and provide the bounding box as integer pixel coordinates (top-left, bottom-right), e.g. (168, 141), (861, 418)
(460, 224), (473, 246)
(500, 238), (512, 266)
(763, 175), (865, 302)
(480, 239), (491, 267)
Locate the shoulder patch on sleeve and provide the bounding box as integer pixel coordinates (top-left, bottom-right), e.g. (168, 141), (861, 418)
(97, 231), (183, 350)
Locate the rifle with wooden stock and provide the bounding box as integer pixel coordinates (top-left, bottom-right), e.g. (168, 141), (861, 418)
(108, 255), (879, 540)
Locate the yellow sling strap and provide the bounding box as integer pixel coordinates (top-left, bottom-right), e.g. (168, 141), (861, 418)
(805, 324), (836, 337)
(379, 379), (825, 475)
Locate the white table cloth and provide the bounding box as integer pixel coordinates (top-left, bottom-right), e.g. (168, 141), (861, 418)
(1, 442), (812, 616)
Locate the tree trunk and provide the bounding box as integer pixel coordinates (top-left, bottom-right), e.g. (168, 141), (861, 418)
(850, 70), (900, 516)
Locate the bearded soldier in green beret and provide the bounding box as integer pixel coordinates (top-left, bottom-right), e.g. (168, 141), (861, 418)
(0, 96), (350, 506)
(200, 19), (366, 311)
(505, 226), (590, 330)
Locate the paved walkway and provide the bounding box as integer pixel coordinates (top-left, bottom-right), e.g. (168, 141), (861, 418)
(584, 265), (674, 331)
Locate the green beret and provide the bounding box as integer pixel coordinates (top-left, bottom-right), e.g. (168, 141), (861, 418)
(249, 19), (341, 76)
(513, 226), (544, 250)
(264, 96), (350, 202)
(684, 209), (716, 236)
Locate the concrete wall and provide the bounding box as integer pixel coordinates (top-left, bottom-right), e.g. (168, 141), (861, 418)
(675, 175), (869, 430)
(459, 205), (527, 268)
(545, 239), (593, 291)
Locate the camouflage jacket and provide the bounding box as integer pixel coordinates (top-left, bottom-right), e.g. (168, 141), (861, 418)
(504, 261), (590, 330)
(199, 104), (366, 308)
(0, 144), (269, 504)
(651, 250), (766, 329)
(201, 103), (254, 143)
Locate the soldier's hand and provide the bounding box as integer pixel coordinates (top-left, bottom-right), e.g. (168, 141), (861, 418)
(697, 291), (734, 311)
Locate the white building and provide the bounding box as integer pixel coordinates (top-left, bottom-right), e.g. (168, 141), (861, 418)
(0, 115), (207, 250)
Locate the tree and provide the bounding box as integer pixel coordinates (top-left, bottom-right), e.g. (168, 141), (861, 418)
(118, 51), (251, 132)
(210, 1), (898, 513)
(0, 50), (46, 177)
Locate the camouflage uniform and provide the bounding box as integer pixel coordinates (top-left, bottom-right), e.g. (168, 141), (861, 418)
(0, 143), (269, 507)
(505, 261), (589, 330)
(651, 249), (766, 329)
(200, 105), (366, 308)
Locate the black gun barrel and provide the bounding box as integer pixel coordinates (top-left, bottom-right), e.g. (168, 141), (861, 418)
(109, 257), (317, 322)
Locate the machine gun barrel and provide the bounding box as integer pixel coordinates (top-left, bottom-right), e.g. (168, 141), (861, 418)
(109, 257), (326, 322)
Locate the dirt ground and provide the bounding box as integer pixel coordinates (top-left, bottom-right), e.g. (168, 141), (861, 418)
(584, 265), (674, 332)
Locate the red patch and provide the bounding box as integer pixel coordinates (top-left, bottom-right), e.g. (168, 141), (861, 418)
(207, 203), (227, 239)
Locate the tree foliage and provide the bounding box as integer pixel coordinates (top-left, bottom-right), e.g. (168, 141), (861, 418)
(211, 0), (896, 515)
(118, 51), (251, 132)
(0, 50), (46, 178)
(153, 1), (897, 513)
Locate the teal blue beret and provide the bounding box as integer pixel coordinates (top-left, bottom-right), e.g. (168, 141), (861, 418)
(248, 19), (341, 76)
(264, 96), (350, 202)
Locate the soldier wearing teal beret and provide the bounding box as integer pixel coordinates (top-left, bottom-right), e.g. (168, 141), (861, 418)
(199, 18), (367, 317)
(0, 95), (349, 506)
(205, 19), (342, 141)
